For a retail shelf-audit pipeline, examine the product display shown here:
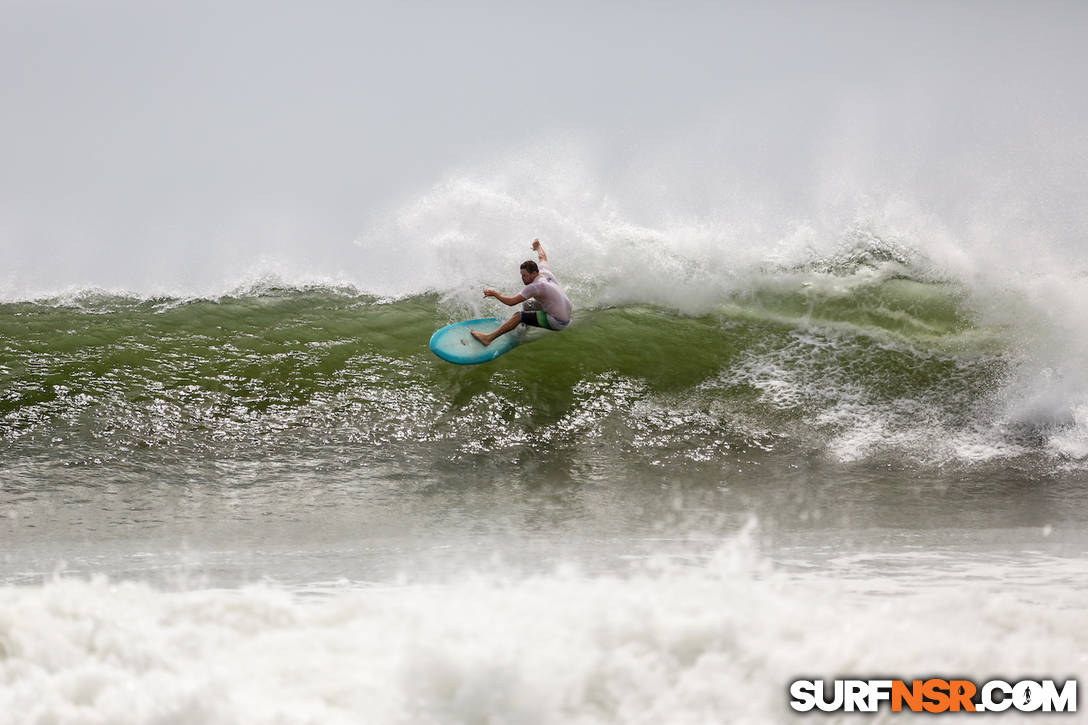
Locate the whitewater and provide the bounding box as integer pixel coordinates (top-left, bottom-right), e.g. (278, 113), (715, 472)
(4, 2), (1088, 723)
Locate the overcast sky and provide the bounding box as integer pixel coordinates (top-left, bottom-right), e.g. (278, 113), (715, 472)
(2, 1), (1086, 293)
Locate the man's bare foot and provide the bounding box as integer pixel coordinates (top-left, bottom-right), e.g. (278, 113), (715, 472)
(470, 329), (492, 346)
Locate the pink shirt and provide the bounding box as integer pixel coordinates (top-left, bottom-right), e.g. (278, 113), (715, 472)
(520, 261), (572, 327)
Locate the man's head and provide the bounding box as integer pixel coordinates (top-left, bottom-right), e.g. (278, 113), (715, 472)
(520, 260), (539, 285)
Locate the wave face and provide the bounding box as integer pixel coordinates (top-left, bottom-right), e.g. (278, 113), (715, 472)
(4, 236), (1076, 472)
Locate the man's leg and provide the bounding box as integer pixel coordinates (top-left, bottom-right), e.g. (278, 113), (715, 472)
(471, 312), (520, 346)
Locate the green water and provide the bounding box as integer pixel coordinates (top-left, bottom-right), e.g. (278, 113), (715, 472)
(0, 280), (1005, 473)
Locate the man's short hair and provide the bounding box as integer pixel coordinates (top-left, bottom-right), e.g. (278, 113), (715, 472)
(520, 260), (539, 274)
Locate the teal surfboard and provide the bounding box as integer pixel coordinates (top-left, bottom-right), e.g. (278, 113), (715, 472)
(429, 318), (522, 365)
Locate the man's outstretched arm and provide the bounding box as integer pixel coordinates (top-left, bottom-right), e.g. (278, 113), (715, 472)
(532, 238), (548, 263)
(483, 289), (527, 306)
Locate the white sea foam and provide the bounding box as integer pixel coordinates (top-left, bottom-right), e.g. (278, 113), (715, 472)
(1, 533), (1085, 725)
(982, 273), (1088, 461)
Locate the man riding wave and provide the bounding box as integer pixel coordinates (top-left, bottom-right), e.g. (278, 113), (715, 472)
(471, 239), (572, 346)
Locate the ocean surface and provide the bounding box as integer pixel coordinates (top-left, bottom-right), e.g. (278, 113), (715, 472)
(2, 230), (1086, 722)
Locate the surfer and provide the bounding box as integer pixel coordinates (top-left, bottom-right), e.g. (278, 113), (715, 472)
(471, 239), (572, 346)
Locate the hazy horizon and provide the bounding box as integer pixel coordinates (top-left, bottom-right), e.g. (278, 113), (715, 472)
(3, 1), (1087, 295)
